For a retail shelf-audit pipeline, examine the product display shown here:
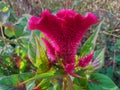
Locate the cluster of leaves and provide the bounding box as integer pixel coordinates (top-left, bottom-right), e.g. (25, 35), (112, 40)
(0, 1), (32, 75)
(0, 1), (120, 90)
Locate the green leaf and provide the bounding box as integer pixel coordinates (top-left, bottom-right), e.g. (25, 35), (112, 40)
(14, 24), (24, 37)
(93, 49), (102, 58)
(0, 2), (9, 12)
(88, 73), (119, 90)
(0, 72), (35, 87)
(2, 45), (14, 55)
(116, 39), (120, 46)
(14, 17), (28, 37)
(25, 70), (64, 86)
(47, 87), (53, 90)
(28, 32), (49, 73)
(0, 2), (6, 10)
(28, 42), (36, 66)
(35, 70), (64, 80)
(79, 21), (103, 58)
(74, 84), (85, 90)
(52, 82), (61, 90)
(4, 26), (15, 38)
(34, 32), (47, 67)
(106, 66), (114, 78)
(92, 48), (105, 70)
(39, 79), (51, 90)
(0, 85), (14, 90)
(115, 55), (120, 62)
(73, 73), (88, 89)
(26, 80), (35, 90)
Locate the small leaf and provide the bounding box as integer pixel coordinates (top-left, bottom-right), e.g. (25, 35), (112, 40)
(0, 2), (6, 10)
(0, 85), (14, 90)
(28, 42), (36, 66)
(115, 55), (120, 62)
(2, 6), (9, 13)
(74, 84), (85, 90)
(88, 73), (119, 90)
(39, 79), (51, 90)
(14, 17), (28, 37)
(0, 72), (35, 87)
(28, 31), (49, 73)
(92, 48), (105, 70)
(79, 21), (103, 58)
(26, 80), (35, 90)
(73, 73), (88, 89)
(35, 70), (64, 80)
(116, 39), (120, 46)
(4, 26), (15, 38)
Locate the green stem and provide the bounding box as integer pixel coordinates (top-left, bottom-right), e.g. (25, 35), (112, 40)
(19, 76), (35, 86)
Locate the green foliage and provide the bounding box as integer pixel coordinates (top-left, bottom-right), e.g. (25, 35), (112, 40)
(74, 84), (85, 90)
(0, 0), (120, 89)
(0, 85), (15, 90)
(0, 2), (32, 77)
(35, 70), (64, 80)
(39, 79), (51, 90)
(88, 73), (119, 90)
(26, 80), (35, 90)
(100, 38), (120, 87)
(28, 32), (49, 73)
(0, 72), (34, 87)
(23, 70), (64, 89)
(79, 21), (103, 58)
(92, 48), (105, 70)
(73, 76), (87, 90)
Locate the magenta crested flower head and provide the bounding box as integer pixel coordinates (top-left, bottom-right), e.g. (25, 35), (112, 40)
(28, 9), (98, 73)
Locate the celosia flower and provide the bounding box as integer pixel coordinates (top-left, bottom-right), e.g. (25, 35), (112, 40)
(78, 51), (94, 67)
(65, 63), (74, 74)
(28, 9), (98, 73)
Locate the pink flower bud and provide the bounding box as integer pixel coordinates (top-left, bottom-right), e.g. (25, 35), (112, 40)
(65, 63), (74, 74)
(78, 51), (94, 67)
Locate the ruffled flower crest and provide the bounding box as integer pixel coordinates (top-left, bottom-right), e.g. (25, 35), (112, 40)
(29, 9), (98, 73)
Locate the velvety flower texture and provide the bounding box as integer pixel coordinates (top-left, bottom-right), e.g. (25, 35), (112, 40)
(78, 51), (94, 67)
(28, 9), (98, 73)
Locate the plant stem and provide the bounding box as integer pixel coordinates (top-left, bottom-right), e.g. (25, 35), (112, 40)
(66, 75), (74, 90)
(7, 0), (13, 9)
(19, 77), (35, 86)
(38, 0), (44, 11)
(0, 26), (6, 45)
(62, 78), (67, 90)
(70, 73), (83, 78)
(62, 75), (74, 90)
(101, 31), (120, 38)
(0, 26), (5, 39)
